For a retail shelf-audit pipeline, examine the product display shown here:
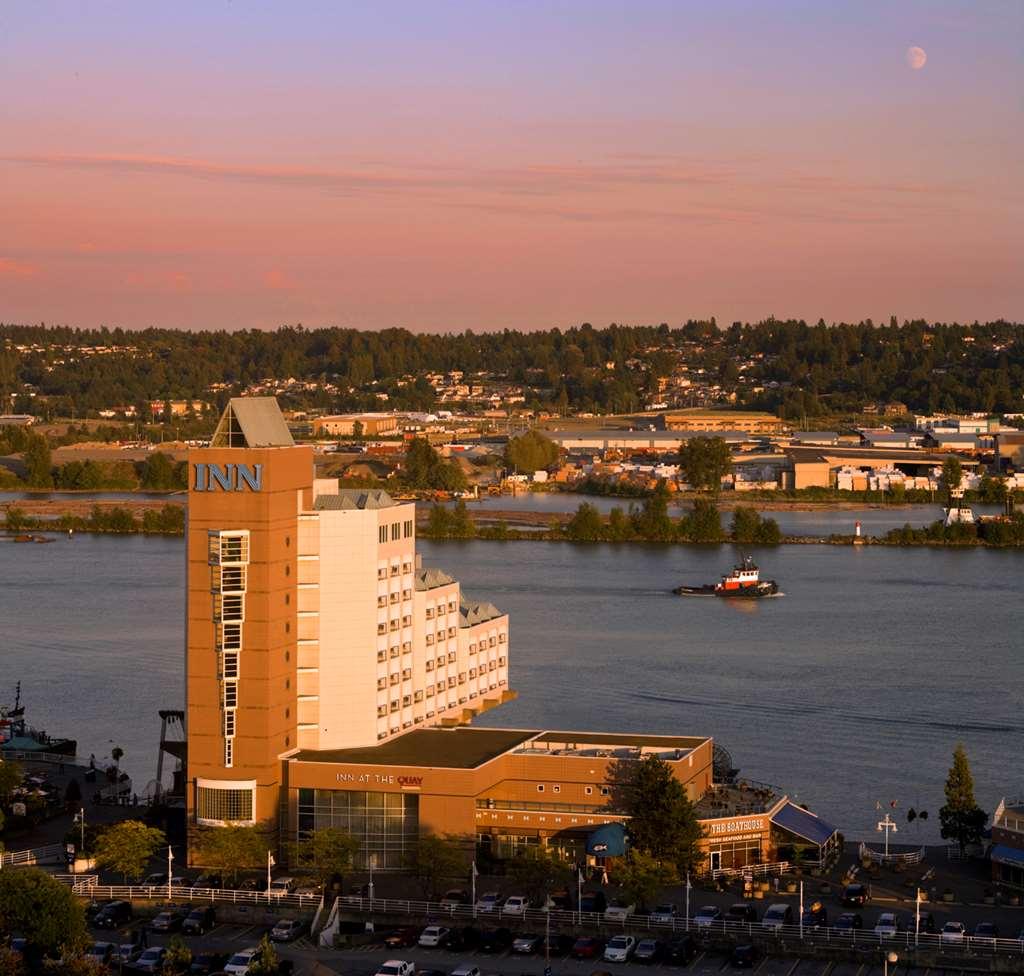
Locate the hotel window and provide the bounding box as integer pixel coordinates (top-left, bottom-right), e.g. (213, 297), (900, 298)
(436, 682), (445, 693)
(223, 740), (233, 768)
(402, 695), (411, 707)
(552, 785), (561, 794)
(377, 566), (387, 580)
(217, 565), (246, 592)
(378, 526), (387, 544)
(391, 564), (400, 576)
(391, 523), (400, 541)
(426, 608), (434, 619)
(221, 652), (239, 680)
(447, 677), (456, 689)
(196, 784), (253, 824)
(426, 660), (434, 671)
(402, 641), (412, 653)
(488, 661), (497, 671)
(223, 680), (238, 709)
(377, 650), (386, 663)
(389, 620), (399, 632)
(390, 593), (399, 604)
(498, 656), (506, 666)
(537, 785), (545, 793)
(448, 600), (457, 612)
(436, 630), (445, 642)
(402, 588), (412, 600)
(585, 786), (593, 796)
(402, 558), (412, 571)
(469, 668), (477, 679)
(426, 709), (435, 718)
(390, 701), (399, 712)
(402, 615), (412, 627)
(210, 530), (249, 565)
(447, 651), (457, 663)
(377, 595), (387, 608)
(436, 655), (445, 667)
(498, 633), (506, 644)
(469, 643), (477, 654)
(377, 678), (387, 691)
(389, 674), (400, 686)
(489, 636), (496, 647)
(377, 705), (387, 718)
(403, 520), (413, 538)
(426, 687), (434, 698)
(223, 710), (236, 737)
(458, 673), (466, 684)
(402, 668), (412, 680)
(390, 646), (400, 658)
(426, 634), (434, 646)
(446, 627), (455, 638)
(600, 786), (610, 796)
(377, 623), (387, 636)
(414, 690), (424, 702)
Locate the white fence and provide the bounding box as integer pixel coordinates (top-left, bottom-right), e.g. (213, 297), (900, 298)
(711, 860), (790, 880)
(858, 842), (925, 866)
(0, 843), (66, 867)
(63, 880), (322, 912)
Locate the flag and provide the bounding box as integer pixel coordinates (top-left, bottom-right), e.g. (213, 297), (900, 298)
(471, 861), (479, 878)
(578, 869), (585, 884)
(268, 852), (276, 868)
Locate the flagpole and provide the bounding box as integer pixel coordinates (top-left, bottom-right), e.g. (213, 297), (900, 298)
(167, 846), (174, 903)
(471, 860), (478, 919)
(685, 872), (690, 932)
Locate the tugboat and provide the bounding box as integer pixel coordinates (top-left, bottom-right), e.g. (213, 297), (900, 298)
(0, 683), (77, 756)
(673, 556), (780, 598)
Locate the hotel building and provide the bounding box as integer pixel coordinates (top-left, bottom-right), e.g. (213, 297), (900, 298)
(186, 398), (837, 871)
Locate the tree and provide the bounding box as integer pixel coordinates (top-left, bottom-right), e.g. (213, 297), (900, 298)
(606, 755), (705, 874)
(504, 430), (558, 474)
(94, 820), (166, 882)
(449, 500), (476, 538)
(939, 743), (987, 855)
(631, 482), (675, 541)
(247, 936), (280, 976)
(565, 502), (604, 542)
(606, 506), (633, 541)
(0, 759), (23, 802)
(941, 455), (963, 503)
(193, 825), (271, 885)
(0, 867), (86, 954)
(615, 849), (679, 910)
(141, 452), (178, 490)
(3, 507), (29, 533)
(289, 826), (359, 889)
(162, 936), (191, 975)
(402, 438), (467, 491)
(506, 847), (572, 904)
(729, 506), (780, 544)
(685, 499), (724, 543)
(403, 833), (468, 899)
(678, 436), (732, 493)
(22, 435), (52, 489)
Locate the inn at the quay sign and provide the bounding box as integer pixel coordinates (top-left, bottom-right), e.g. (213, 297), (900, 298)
(193, 463), (263, 492)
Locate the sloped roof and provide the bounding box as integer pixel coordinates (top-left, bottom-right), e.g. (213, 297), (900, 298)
(460, 597), (503, 627)
(210, 397), (294, 448)
(314, 489), (396, 511)
(770, 801), (837, 847)
(415, 567), (454, 591)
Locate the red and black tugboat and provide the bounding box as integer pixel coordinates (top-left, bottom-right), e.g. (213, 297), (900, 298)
(673, 556), (780, 598)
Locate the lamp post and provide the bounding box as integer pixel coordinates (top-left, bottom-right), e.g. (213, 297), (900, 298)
(266, 849), (275, 901)
(883, 951), (898, 976)
(799, 881), (804, 940)
(368, 852), (377, 902)
(167, 846), (174, 902)
(876, 813), (898, 859)
(685, 872), (691, 932)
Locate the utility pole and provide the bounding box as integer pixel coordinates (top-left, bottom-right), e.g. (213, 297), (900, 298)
(876, 813), (898, 859)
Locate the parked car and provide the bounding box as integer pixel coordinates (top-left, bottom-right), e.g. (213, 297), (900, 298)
(801, 902), (828, 928)
(541, 933), (575, 957)
(224, 948), (259, 975)
(189, 952), (228, 975)
(666, 935), (697, 966)
(761, 903), (794, 930)
(94, 900), (133, 929)
(117, 944), (145, 966)
(268, 877), (297, 895)
(604, 899), (636, 922)
(269, 918), (307, 943)
(973, 922), (999, 945)
(143, 872), (168, 886)
(448, 966), (480, 976)
(85, 943), (116, 967)
(501, 894), (529, 916)
(649, 903), (678, 924)
(940, 921), (966, 944)
(190, 874), (222, 890)
(874, 913), (901, 938)
(374, 962), (415, 976)
(415, 970), (447, 976)
(633, 939), (663, 964)
(150, 908), (187, 933)
(694, 905), (723, 928)
(135, 948), (169, 974)
(478, 928), (513, 954)
(474, 891), (502, 913)
(841, 883), (870, 907)
(549, 888), (573, 910)
(418, 925), (451, 948)
(182, 906), (217, 935)
(603, 935), (637, 963)
(512, 933), (543, 954)
(571, 936), (604, 960)
(725, 903), (758, 924)
(731, 944), (760, 969)
(834, 913), (863, 931)
(918, 912), (937, 934)
(440, 889), (470, 908)
(383, 927), (421, 949)
(444, 927), (479, 952)
(579, 890), (607, 914)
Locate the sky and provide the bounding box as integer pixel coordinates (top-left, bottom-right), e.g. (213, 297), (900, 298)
(0, 1), (1021, 332)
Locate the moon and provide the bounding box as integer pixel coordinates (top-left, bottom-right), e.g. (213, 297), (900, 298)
(906, 46), (927, 70)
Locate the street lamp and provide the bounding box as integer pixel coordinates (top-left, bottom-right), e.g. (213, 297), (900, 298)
(883, 951), (898, 976)
(876, 813), (898, 859)
(368, 852), (377, 902)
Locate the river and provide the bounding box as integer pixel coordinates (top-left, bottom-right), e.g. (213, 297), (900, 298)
(1, 531), (1019, 843)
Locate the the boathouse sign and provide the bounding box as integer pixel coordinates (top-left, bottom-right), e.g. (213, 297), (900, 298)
(193, 463), (263, 492)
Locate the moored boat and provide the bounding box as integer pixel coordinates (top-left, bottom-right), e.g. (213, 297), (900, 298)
(0, 683), (77, 756)
(673, 556), (780, 598)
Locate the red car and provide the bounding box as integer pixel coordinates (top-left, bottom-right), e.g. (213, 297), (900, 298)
(571, 937), (604, 960)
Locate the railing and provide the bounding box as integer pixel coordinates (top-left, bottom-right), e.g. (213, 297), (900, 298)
(0, 843), (65, 867)
(3, 750), (89, 766)
(858, 842), (925, 865)
(711, 860), (790, 880)
(60, 880), (322, 911)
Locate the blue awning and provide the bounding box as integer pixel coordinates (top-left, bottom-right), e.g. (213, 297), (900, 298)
(587, 822), (627, 857)
(991, 844), (1024, 869)
(771, 802), (837, 847)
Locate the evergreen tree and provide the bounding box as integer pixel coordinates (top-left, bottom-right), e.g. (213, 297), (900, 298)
(565, 502), (604, 542)
(941, 455), (963, 504)
(22, 435), (52, 488)
(939, 743), (987, 854)
(631, 482), (675, 541)
(504, 430), (558, 473)
(678, 436), (732, 493)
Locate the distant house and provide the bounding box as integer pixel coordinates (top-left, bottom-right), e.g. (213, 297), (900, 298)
(0, 414), (36, 427)
(313, 413), (399, 437)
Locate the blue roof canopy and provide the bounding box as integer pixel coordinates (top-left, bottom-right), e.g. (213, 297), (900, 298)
(771, 802), (837, 847)
(587, 822), (627, 857)
(991, 844), (1024, 869)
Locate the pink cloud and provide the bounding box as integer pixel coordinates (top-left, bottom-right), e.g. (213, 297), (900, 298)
(0, 257), (39, 278)
(264, 269), (297, 291)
